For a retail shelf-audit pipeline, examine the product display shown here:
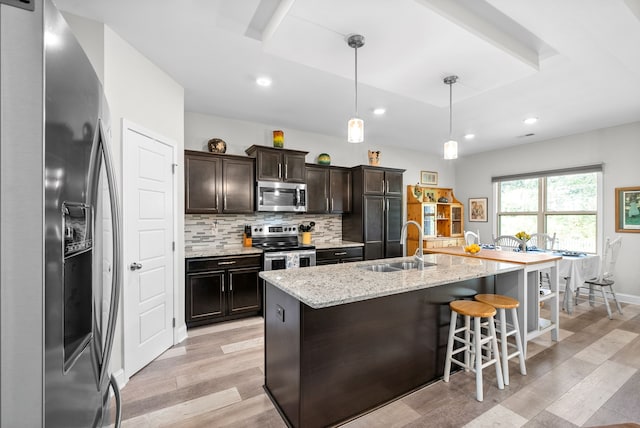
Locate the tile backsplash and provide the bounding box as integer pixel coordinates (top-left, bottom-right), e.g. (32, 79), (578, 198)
(185, 213), (343, 250)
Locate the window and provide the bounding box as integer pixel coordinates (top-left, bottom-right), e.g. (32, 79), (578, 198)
(495, 169), (600, 253)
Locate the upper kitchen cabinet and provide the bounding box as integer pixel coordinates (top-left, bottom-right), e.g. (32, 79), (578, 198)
(245, 145), (307, 183)
(343, 165), (405, 260)
(305, 164), (352, 214)
(362, 167), (404, 196)
(184, 150), (255, 214)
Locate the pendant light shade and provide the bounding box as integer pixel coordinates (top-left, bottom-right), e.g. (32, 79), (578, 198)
(347, 117), (364, 143)
(444, 140), (458, 160)
(347, 34), (365, 143)
(443, 75), (458, 160)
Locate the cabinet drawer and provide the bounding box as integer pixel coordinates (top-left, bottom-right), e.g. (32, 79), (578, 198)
(317, 246), (363, 262)
(186, 255), (261, 273)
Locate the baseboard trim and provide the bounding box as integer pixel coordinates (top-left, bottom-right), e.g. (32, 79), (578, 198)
(616, 293), (640, 305)
(112, 368), (126, 390)
(176, 324), (188, 344)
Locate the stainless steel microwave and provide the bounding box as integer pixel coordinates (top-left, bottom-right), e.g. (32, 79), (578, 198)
(256, 181), (307, 212)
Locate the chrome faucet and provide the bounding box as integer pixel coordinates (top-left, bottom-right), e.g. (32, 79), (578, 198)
(400, 220), (424, 270)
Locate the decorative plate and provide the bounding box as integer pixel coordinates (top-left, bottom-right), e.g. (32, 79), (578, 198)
(207, 138), (227, 153)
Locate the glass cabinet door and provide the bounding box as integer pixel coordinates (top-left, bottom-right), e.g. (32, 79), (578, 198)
(423, 203), (436, 236)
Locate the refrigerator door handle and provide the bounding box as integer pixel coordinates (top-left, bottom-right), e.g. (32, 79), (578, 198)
(110, 374), (123, 427)
(97, 118), (123, 388)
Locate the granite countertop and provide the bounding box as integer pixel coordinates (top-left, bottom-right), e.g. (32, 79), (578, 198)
(260, 253), (523, 309)
(185, 245), (263, 258)
(185, 240), (363, 258)
(313, 240), (364, 249)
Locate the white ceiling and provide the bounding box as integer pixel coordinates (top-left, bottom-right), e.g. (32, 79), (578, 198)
(53, 0), (640, 157)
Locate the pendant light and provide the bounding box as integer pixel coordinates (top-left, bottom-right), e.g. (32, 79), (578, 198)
(443, 75), (458, 159)
(347, 34), (365, 143)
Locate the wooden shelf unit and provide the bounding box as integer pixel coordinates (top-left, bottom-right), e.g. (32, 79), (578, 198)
(406, 185), (464, 255)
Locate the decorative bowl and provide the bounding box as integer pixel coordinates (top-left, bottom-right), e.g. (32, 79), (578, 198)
(464, 244), (481, 254)
(207, 138), (227, 153)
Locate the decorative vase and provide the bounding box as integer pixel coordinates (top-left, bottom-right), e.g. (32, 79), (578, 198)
(273, 130), (284, 148)
(317, 153), (331, 165)
(520, 242), (528, 252)
(368, 150), (380, 166)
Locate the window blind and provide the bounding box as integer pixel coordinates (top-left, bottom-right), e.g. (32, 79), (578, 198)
(491, 163), (603, 183)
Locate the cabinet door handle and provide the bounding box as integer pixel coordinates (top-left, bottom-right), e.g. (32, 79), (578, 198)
(223, 195), (227, 209)
(216, 195), (219, 210)
(326, 198), (329, 211)
(218, 261), (237, 266)
(334, 252), (347, 256)
(285, 163), (288, 178)
(278, 163), (282, 178)
(386, 180), (390, 193)
(331, 198), (334, 211)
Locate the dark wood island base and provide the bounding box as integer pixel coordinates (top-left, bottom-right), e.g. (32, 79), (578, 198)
(263, 277), (495, 428)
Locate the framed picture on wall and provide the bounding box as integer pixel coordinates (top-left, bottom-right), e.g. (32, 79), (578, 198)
(468, 197), (488, 222)
(615, 186), (640, 232)
(420, 171), (438, 186)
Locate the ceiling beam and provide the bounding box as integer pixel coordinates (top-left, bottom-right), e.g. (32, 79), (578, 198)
(414, 0), (540, 70)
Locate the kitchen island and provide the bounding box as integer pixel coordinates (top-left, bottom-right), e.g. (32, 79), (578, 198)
(260, 254), (523, 428)
(425, 246), (562, 356)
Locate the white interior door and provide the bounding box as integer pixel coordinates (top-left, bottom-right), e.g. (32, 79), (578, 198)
(123, 121), (175, 377)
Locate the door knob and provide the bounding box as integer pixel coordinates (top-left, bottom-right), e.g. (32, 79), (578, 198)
(129, 262), (143, 271)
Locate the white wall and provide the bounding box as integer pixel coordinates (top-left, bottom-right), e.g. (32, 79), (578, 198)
(455, 121), (640, 302)
(185, 111), (456, 191)
(61, 12), (104, 84)
(103, 26), (185, 378)
(65, 16), (186, 383)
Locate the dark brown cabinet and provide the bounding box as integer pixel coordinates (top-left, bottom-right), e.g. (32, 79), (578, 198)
(185, 150), (255, 214)
(343, 166), (405, 260)
(316, 246), (363, 265)
(185, 255), (262, 327)
(305, 164), (352, 214)
(362, 167), (404, 195)
(245, 145), (307, 183)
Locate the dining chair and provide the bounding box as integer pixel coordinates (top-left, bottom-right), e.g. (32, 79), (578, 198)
(574, 237), (623, 319)
(464, 230), (480, 246)
(532, 233), (557, 289)
(529, 232), (556, 250)
(493, 235), (525, 251)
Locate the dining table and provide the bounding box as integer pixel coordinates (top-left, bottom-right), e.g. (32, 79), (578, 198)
(557, 252), (600, 314)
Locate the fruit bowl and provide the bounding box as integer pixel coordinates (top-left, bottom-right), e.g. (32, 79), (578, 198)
(464, 244), (481, 254)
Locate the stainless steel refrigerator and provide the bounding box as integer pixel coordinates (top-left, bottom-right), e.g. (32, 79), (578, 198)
(1, 0), (122, 426)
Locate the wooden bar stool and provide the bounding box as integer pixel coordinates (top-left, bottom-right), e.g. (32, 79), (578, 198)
(443, 300), (504, 402)
(475, 294), (526, 386)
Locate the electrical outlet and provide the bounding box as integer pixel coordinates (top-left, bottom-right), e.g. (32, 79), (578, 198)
(211, 221), (218, 235)
(314, 223), (321, 233)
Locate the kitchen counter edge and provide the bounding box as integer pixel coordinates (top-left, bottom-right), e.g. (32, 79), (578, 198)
(260, 254), (523, 309)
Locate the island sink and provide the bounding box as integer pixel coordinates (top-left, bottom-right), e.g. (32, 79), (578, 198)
(359, 261), (436, 272)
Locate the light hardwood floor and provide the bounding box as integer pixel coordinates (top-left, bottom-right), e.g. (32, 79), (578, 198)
(113, 294), (640, 427)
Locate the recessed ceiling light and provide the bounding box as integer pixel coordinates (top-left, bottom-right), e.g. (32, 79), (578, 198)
(523, 117), (538, 125)
(464, 133), (475, 140)
(373, 108), (386, 115)
(256, 77), (272, 87)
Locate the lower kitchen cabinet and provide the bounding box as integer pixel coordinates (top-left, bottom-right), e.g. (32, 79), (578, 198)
(316, 246), (363, 265)
(185, 254), (262, 327)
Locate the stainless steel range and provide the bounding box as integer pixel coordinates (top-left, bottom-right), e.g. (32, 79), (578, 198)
(252, 223), (316, 270)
